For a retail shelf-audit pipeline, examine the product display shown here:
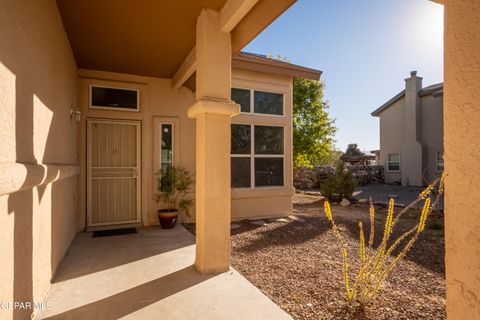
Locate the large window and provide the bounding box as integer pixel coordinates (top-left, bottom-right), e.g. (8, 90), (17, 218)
(387, 153), (400, 172)
(436, 151), (444, 172)
(231, 124), (284, 188)
(231, 88), (284, 116)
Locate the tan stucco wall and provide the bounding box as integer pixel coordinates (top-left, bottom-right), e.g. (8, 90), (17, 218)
(443, 0), (480, 318)
(0, 1), (78, 319)
(379, 99), (404, 184)
(378, 93), (443, 185)
(231, 69), (294, 219)
(76, 68), (294, 227)
(420, 94), (444, 183)
(77, 70), (196, 229)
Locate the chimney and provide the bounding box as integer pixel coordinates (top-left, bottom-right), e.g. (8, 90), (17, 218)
(401, 71), (424, 186)
(404, 71), (422, 142)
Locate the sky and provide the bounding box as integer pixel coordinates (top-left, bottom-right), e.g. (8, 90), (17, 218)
(244, 0), (444, 153)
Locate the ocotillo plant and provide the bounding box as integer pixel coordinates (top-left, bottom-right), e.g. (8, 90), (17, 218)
(323, 173), (445, 302)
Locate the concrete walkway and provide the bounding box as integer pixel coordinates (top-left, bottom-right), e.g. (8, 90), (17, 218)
(36, 226), (292, 320)
(353, 184), (444, 210)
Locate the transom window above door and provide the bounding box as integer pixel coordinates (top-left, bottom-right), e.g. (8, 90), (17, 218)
(231, 124), (284, 188)
(231, 88), (284, 116)
(90, 85), (140, 111)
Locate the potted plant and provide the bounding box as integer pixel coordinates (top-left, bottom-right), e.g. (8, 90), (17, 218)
(154, 166), (194, 229)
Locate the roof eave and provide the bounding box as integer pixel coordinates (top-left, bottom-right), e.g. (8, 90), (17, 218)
(371, 90), (406, 117)
(232, 52), (322, 80)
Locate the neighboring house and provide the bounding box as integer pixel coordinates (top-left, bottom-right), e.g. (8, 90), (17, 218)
(371, 71), (444, 186)
(0, 2), (319, 318)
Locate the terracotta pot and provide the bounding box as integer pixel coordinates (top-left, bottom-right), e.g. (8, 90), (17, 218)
(158, 209), (178, 229)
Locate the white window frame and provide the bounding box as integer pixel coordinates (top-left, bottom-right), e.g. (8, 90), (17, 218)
(231, 124), (285, 189)
(89, 84), (140, 112)
(387, 153), (401, 172)
(232, 87), (285, 117)
(436, 151), (444, 172)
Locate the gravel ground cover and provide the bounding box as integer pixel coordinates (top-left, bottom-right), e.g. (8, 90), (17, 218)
(198, 193), (445, 320)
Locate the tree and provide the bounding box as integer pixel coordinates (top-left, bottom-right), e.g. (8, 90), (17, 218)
(293, 77), (337, 168)
(345, 143), (364, 156)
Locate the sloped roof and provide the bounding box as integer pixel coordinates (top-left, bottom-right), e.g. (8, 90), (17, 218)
(233, 52), (322, 80)
(371, 82), (443, 117)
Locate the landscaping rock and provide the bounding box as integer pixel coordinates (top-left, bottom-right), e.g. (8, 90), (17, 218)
(288, 215), (306, 222)
(231, 223), (241, 229)
(231, 192), (446, 320)
(251, 220), (267, 226)
(294, 165), (384, 190)
(340, 198), (351, 206)
(358, 198), (368, 204)
(269, 218), (289, 223)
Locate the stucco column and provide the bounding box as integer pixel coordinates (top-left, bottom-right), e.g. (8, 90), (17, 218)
(188, 9), (240, 274)
(443, 0), (480, 318)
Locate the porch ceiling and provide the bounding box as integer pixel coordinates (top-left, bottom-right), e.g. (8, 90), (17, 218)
(56, 0), (295, 79)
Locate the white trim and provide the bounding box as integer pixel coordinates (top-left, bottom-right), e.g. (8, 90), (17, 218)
(232, 87), (285, 117)
(231, 124), (285, 189)
(387, 153), (401, 172)
(89, 84), (140, 112)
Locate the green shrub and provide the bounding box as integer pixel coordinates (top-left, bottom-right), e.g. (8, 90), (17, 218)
(320, 161), (356, 202)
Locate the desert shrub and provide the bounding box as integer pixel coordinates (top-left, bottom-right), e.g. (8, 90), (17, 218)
(323, 173), (445, 303)
(320, 161), (356, 202)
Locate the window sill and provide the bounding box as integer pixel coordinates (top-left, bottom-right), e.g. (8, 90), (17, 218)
(232, 186), (294, 199)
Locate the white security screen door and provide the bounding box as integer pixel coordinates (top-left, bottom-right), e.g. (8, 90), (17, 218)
(87, 119), (141, 228)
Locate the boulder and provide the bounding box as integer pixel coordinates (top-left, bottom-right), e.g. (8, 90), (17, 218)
(340, 198), (351, 206)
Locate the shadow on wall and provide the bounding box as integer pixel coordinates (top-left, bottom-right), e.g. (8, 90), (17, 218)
(7, 74), (35, 320)
(1, 2), (78, 318)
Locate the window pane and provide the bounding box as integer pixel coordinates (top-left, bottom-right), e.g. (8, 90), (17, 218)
(231, 157), (251, 188)
(437, 152), (444, 171)
(388, 153), (400, 162)
(231, 124), (251, 154)
(255, 158), (284, 187)
(388, 163), (400, 171)
(254, 91), (283, 115)
(254, 126), (284, 154)
(160, 124), (173, 192)
(231, 88), (251, 113)
(91, 86), (138, 109)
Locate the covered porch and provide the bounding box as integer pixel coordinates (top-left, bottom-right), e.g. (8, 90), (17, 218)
(36, 226), (291, 319)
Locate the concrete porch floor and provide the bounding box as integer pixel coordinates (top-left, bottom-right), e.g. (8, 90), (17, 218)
(36, 226), (292, 320)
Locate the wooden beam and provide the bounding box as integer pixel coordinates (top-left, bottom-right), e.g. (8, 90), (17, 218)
(231, 0), (295, 54)
(172, 47), (196, 90)
(220, 0), (260, 33)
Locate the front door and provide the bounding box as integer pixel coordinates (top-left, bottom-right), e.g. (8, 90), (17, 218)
(87, 119), (141, 229)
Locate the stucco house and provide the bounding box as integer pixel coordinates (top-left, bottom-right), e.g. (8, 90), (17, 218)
(1, 0), (480, 319)
(0, 1), (322, 319)
(371, 71), (444, 186)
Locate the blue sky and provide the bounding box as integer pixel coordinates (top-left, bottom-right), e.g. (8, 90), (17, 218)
(244, 0), (444, 153)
